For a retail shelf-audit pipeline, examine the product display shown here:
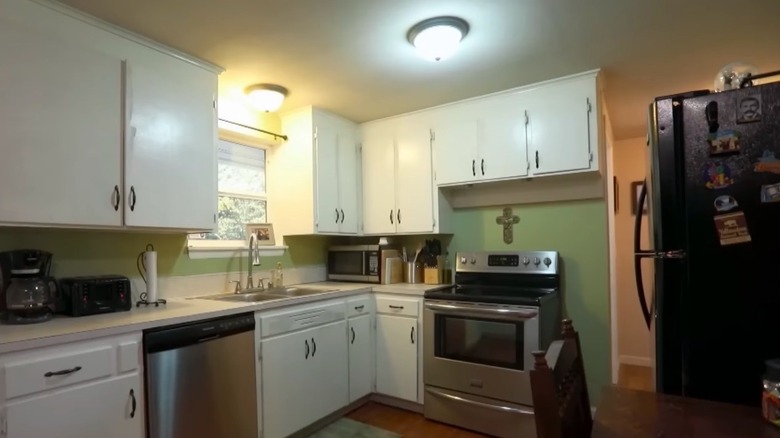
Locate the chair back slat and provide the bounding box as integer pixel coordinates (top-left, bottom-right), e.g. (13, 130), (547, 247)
(530, 319), (592, 438)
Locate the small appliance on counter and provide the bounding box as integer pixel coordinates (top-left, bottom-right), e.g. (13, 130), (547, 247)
(0, 249), (57, 324)
(57, 275), (132, 317)
(327, 245), (400, 284)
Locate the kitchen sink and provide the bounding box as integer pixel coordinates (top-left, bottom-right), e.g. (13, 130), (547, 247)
(192, 286), (335, 303)
(262, 287), (336, 297)
(193, 292), (285, 303)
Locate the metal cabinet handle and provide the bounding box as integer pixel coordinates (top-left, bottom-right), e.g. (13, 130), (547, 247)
(351, 327), (356, 344)
(305, 339), (310, 359)
(129, 186), (137, 211)
(130, 389), (137, 418)
(397, 209), (401, 224)
(354, 305), (365, 311)
(389, 305), (404, 310)
(472, 159), (476, 176)
(481, 159), (485, 175)
(411, 326), (415, 344)
(112, 185), (120, 211)
(44, 366), (82, 377)
(535, 151), (539, 169)
(390, 209), (394, 224)
(340, 209), (345, 224)
(311, 337), (316, 357)
(335, 208), (340, 223)
(425, 388), (534, 415)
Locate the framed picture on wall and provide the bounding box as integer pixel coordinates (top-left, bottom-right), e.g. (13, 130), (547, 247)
(631, 181), (647, 215)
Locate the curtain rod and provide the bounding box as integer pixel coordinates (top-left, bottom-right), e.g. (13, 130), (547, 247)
(218, 118), (288, 141)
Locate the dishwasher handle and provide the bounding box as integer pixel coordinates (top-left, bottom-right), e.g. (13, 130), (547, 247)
(144, 312), (256, 354)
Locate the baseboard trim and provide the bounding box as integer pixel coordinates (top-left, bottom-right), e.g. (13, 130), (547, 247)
(370, 394), (424, 414)
(619, 355), (652, 367)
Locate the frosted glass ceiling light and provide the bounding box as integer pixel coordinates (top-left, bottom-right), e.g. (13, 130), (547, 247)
(407, 16), (469, 62)
(245, 84), (288, 112)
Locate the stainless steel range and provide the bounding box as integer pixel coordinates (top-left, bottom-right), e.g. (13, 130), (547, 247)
(423, 251), (561, 438)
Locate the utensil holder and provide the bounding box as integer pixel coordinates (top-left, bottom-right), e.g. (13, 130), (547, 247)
(404, 261), (424, 284)
(424, 256), (444, 285)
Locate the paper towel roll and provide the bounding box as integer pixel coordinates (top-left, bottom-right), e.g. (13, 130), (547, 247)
(143, 250), (158, 302)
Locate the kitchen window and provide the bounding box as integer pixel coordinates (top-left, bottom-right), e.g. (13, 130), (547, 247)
(188, 138), (268, 251)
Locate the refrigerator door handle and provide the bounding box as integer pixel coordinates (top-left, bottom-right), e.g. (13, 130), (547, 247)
(635, 250), (686, 259)
(633, 180), (654, 329)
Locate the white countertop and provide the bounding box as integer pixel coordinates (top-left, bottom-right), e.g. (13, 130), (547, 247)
(0, 281), (447, 354)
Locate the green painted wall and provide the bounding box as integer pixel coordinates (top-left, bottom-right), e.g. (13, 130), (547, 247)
(450, 199), (610, 402)
(0, 229), (328, 278)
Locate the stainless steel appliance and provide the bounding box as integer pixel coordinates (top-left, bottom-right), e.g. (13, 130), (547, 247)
(0, 249), (56, 324)
(57, 275), (132, 316)
(144, 313), (258, 438)
(327, 245), (400, 283)
(637, 80), (780, 406)
(423, 251), (561, 438)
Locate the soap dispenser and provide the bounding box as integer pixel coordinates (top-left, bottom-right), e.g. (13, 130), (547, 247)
(275, 262), (284, 287)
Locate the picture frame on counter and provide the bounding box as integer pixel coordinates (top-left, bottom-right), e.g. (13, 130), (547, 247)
(246, 223), (275, 246)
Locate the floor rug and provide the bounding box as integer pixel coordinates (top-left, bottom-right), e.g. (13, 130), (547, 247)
(306, 418), (401, 438)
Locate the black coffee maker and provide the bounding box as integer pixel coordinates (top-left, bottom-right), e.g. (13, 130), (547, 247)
(0, 250), (56, 324)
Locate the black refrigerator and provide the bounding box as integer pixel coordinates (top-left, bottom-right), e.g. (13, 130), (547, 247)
(635, 80), (780, 406)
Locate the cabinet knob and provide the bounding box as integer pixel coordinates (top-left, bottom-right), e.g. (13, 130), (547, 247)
(305, 339), (310, 359)
(129, 389), (137, 419)
(311, 337), (317, 357)
(390, 209), (394, 224)
(340, 209), (345, 224)
(129, 186), (137, 211)
(351, 327), (356, 344)
(472, 159), (476, 176)
(411, 326), (415, 344)
(535, 151), (540, 169)
(397, 210), (401, 224)
(481, 159), (485, 176)
(112, 185), (120, 211)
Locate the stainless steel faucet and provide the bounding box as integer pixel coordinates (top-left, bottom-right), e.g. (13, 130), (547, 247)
(246, 231), (261, 290)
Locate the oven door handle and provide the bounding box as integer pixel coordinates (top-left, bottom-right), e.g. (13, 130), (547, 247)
(424, 302), (538, 321)
(425, 388), (534, 415)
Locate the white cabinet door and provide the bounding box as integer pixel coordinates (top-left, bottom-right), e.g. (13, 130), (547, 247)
(337, 126), (359, 234)
(376, 314), (418, 402)
(395, 119), (434, 234)
(432, 108), (479, 186)
(477, 94), (530, 181)
(308, 320), (349, 420)
(124, 58), (217, 230)
(527, 76), (596, 175)
(0, 17), (122, 227)
(262, 328), (315, 438)
(361, 123), (397, 234)
(6, 374), (142, 438)
(348, 314), (372, 402)
(314, 122), (341, 233)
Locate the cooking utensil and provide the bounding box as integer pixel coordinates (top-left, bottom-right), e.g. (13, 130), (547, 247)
(413, 243), (424, 263)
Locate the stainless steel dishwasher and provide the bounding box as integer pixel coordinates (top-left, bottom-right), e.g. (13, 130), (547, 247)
(144, 312), (258, 438)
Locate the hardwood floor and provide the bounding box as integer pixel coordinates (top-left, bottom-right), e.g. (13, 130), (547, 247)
(347, 402), (489, 437)
(617, 364), (653, 391)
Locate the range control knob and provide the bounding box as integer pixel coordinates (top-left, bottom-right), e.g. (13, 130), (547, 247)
(521, 257), (530, 266)
(460, 257), (467, 264)
(543, 257), (552, 267)
(470, 257), (477, 265)
(533, 257), (541, 266)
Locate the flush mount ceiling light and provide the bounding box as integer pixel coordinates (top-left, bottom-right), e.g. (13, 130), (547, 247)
(407, 16), (469, 62)
(245, 84), (288, 112)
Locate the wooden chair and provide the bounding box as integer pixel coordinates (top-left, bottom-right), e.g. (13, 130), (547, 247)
(530, 319), (593, 438)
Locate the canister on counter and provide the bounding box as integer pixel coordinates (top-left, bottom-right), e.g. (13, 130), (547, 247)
(763, 358), (780, 427)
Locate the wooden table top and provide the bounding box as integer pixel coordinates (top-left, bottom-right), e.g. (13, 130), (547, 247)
(593, 386), (780, 438)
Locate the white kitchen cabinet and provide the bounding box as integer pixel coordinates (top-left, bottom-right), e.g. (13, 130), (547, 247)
(375, 314), (419, 402)
(360, 117), (452, 235)
(475, 94), (530, 181)
(123, 58), (217, 230)
(526, 75), (597, 175)
(348, 314), (373, 402)
(431, 107), (479, 186)
(0, 7), (122, 227)
(270, 107), (360, 238)
(5, 374), (143, 438)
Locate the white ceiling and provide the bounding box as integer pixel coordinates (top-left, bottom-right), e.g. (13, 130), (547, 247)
(57, 0), (780, 140)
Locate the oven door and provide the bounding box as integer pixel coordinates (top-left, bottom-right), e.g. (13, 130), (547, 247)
(423, 300), (540, 405)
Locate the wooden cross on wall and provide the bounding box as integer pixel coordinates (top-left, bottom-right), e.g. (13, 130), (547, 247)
(496, 207), (520, 244)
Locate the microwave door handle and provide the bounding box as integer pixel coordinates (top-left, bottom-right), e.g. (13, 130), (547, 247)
(424, 302), (538, 321)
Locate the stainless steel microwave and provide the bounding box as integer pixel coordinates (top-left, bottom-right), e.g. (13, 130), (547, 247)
(327, 245), (398, 283)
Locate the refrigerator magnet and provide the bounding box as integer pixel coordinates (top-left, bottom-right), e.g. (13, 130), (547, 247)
(703, 162), (734, 189)
(714, 195), (739, 212)
(754, 150), (780, 175)
(713, 212), (752, 246)
(761, 183), (780, 203)
(708, 129), (741, 155)
(736, 94), (762, 124)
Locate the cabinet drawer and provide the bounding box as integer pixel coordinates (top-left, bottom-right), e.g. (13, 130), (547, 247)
(347, 296), (371, 318)
(260, 299), (347, 338)
(4, 346), (114, 399)
(374, 296), (419, 317)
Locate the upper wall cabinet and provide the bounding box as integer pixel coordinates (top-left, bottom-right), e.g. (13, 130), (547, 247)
(432, 71), (600, 188)
(0, 0), (220, 231)
(269, 107), (360, 237)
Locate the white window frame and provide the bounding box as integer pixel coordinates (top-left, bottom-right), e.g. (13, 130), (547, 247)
(188, 129), (286, 259)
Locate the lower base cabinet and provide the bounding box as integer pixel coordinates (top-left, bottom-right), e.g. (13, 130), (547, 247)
(262, 320), (349, 438)
(348, 314), (373, 402)
(375, 314), (419, 402)
(5, 374), (142, 438)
